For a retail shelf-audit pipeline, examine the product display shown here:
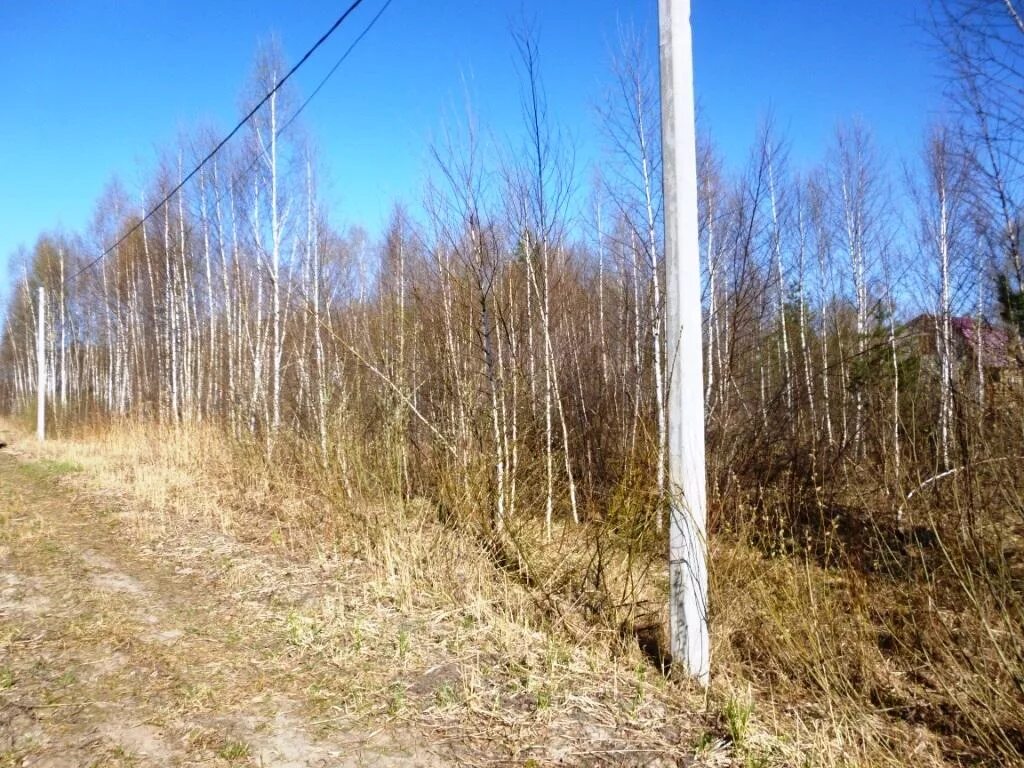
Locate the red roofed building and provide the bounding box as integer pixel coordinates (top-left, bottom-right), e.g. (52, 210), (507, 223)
(904, 314), (1024, 402)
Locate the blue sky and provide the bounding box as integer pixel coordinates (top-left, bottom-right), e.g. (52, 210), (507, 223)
(0, 1), (941, 301)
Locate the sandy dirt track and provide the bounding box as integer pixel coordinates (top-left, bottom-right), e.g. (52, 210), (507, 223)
(0, 451), (449, 767)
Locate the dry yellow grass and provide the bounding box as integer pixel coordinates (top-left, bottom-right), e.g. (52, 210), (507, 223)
(2, 414), (1020, 766)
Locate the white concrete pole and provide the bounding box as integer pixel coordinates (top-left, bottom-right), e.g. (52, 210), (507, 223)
(37, 286), (46, 442)
(658, 0), (710, 685)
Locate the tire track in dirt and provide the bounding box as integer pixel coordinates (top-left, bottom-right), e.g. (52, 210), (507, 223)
(0, 453), (448, 767)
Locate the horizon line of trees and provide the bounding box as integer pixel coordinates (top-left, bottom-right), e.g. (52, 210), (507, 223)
(3, 10), (1024, 538)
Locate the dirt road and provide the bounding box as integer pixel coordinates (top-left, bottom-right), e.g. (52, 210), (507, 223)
(0, 452), (447, 767)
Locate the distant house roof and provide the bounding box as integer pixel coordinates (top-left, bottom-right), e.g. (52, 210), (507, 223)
(904, 314), (1021, 369)
(950, 317), (1018, 368)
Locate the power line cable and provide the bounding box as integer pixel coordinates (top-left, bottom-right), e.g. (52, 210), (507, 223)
(217, 0), (395, 210)
(70, 0), (374, 282)
(285, 0), (394, 136)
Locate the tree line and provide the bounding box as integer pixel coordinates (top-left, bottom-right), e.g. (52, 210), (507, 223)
(3, 11), (1023, 555)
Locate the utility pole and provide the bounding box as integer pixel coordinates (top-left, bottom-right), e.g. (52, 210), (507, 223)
(37, 286), (46, 442)
(658, 0), (709, 685)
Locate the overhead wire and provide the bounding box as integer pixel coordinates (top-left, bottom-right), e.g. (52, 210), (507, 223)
(208, 0), (396, 217)
(285, 0), (394, 136)
(70, 0), (385, 283)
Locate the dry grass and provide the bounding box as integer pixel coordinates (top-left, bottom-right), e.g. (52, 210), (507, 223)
(2, 414), (1022, 766)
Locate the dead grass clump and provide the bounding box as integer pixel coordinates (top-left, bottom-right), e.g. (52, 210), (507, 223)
(709, 485), (1024, 766)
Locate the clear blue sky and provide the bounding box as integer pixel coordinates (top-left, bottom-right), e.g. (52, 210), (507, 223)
(0, 1), (941, 301)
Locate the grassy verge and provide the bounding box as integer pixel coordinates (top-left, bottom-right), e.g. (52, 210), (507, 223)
(1, 415), (1020, 766)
